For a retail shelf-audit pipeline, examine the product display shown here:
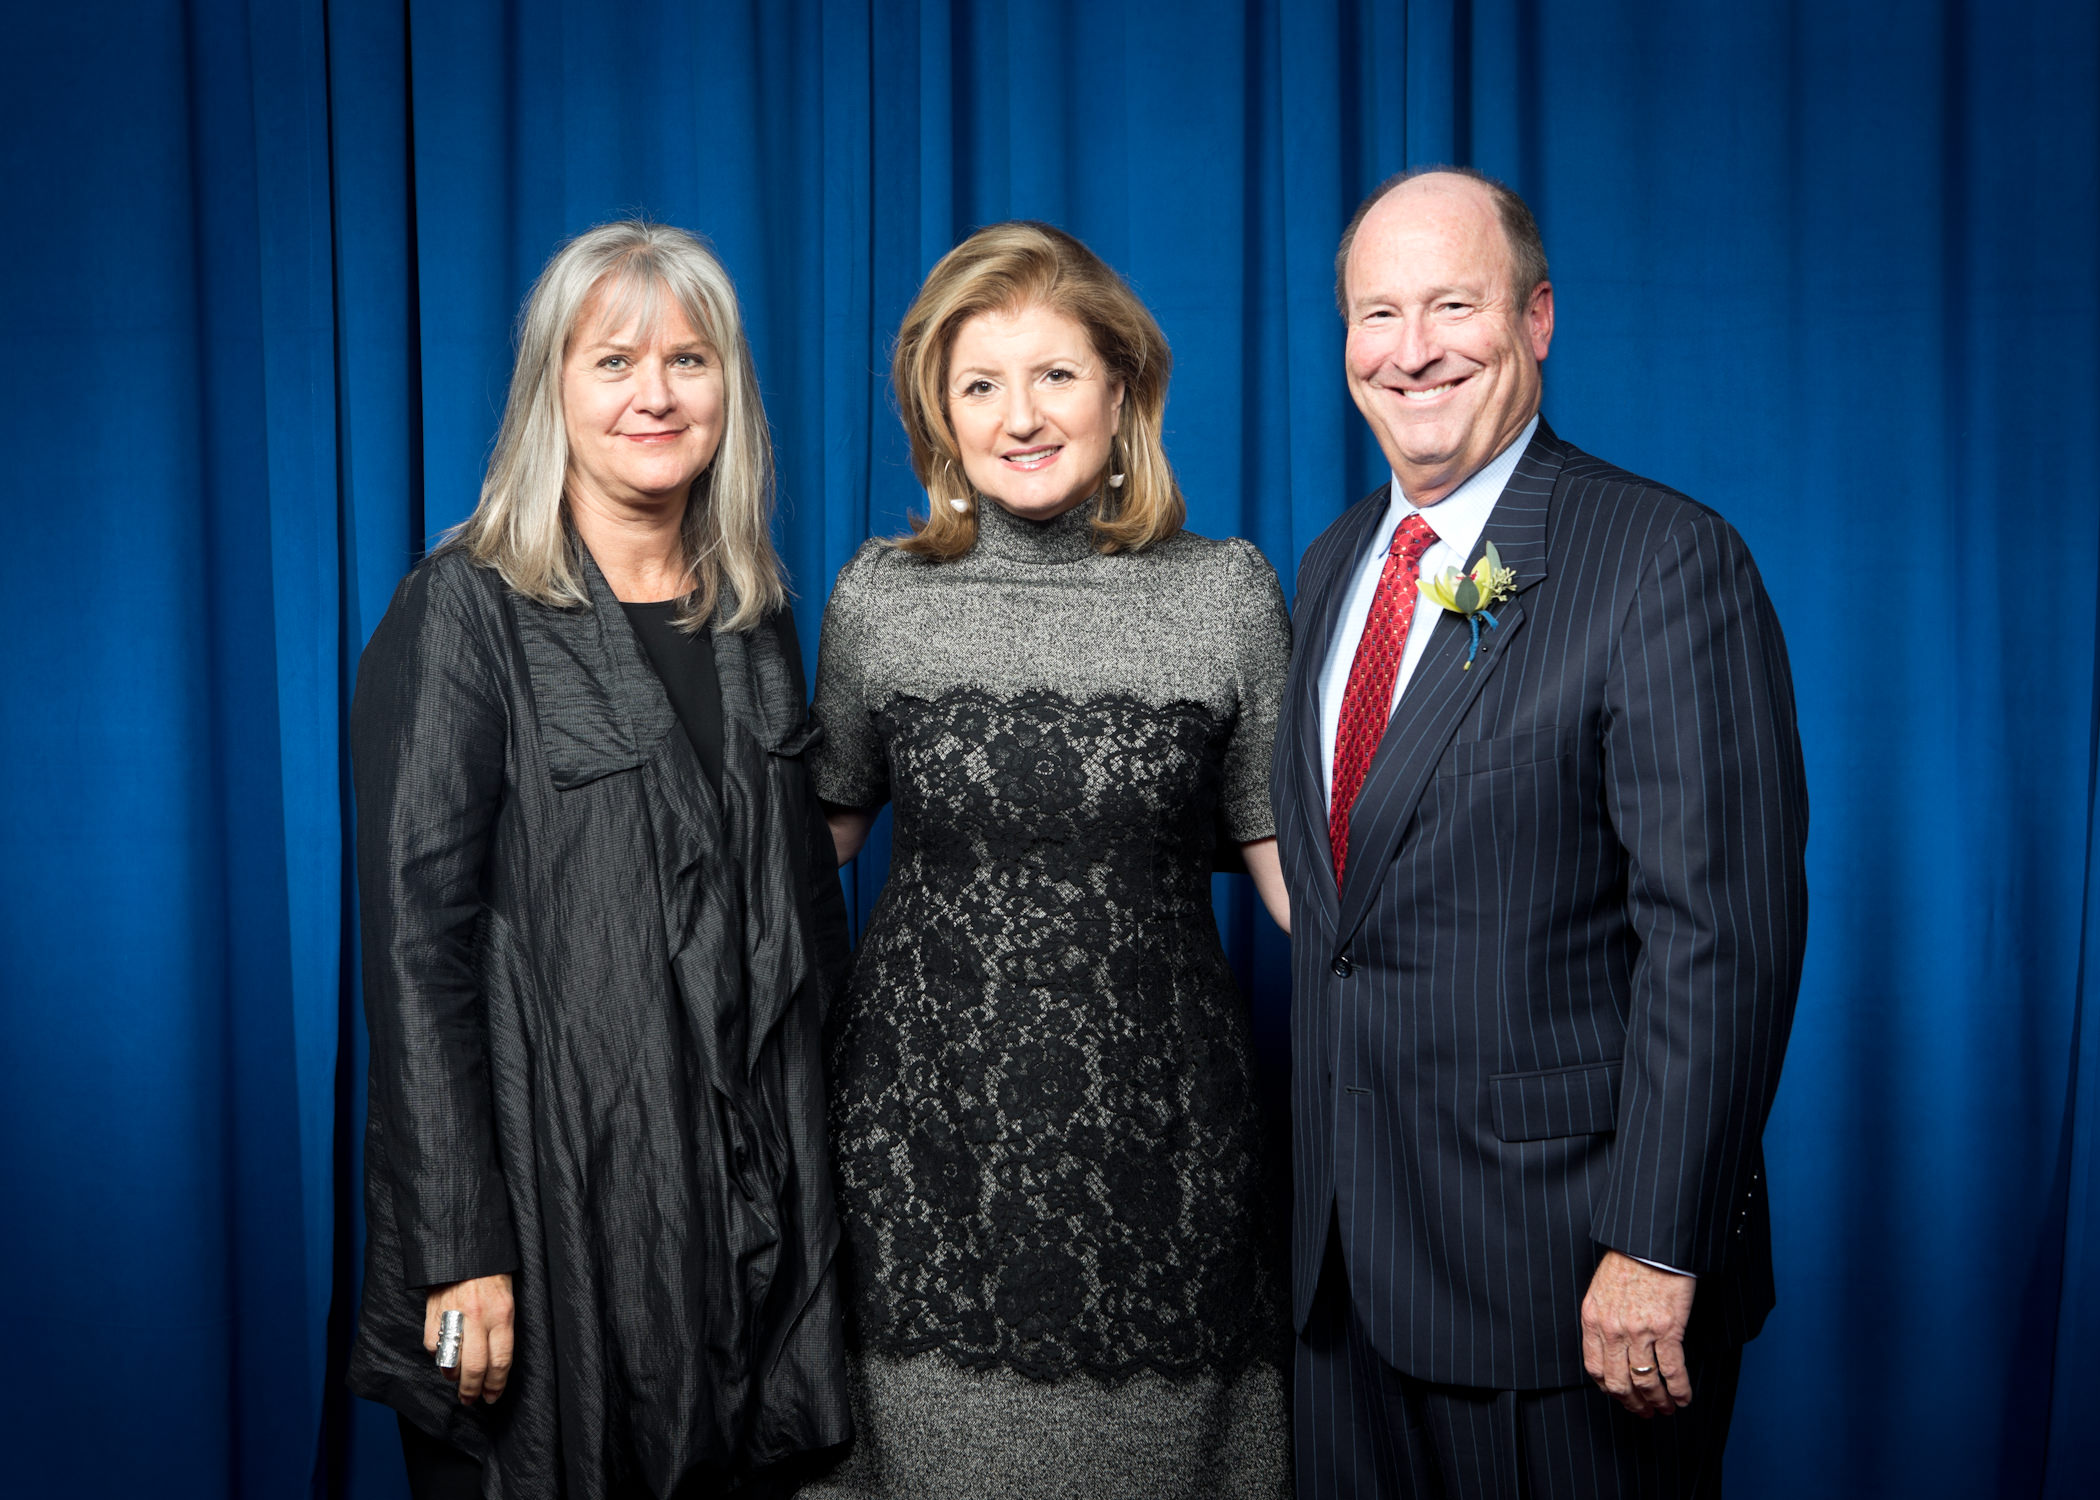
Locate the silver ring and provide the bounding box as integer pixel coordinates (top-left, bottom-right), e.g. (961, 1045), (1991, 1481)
(436, 1309), (465, 1371)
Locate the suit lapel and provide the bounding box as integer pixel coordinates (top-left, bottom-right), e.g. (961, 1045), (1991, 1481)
(1283, 485), (1394, 917)
(1332, 426), (1566, 946)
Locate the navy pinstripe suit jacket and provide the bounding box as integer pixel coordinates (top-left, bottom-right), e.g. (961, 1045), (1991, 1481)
(1272, 421), (1809, 1391)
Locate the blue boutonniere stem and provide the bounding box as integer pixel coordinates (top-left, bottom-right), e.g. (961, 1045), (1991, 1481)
(1464, 609), (1501, 669)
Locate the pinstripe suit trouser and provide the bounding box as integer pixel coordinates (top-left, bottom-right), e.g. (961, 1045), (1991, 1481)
(1294, 1223), (1742, 1500)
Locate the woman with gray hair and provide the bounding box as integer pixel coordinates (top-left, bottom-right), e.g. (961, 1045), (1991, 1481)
(345, 220), (851, 1498)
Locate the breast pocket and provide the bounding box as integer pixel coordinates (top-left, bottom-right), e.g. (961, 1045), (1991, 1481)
(1417, 723), (1586, 952)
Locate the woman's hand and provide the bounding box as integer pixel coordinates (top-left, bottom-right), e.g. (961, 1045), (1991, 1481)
(423, 1273), (515, 1404)
(1240, 838), (1290, 934)
(826, 806), (876, 867)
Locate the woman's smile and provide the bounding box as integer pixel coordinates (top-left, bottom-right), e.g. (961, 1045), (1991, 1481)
(561, 292), (725, 514)
(946, 302), (1124, 522)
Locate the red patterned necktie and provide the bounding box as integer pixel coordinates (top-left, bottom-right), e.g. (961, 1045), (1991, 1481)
(1330, 512), (1440, 883)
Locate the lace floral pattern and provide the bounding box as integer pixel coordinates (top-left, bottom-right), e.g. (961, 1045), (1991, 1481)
(828, 686), (1282, 1384)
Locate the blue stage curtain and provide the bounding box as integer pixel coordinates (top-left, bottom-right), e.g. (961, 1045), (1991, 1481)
(0, 3), (2093, 1496)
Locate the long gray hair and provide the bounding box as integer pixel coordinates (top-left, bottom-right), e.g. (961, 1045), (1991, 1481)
(450, 220), (785, 631)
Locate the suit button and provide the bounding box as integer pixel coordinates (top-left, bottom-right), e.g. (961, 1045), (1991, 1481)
(1332, 955), (1354, 978)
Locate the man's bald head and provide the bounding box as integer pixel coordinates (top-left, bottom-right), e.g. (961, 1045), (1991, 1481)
(1336, 167), (1556, 503)
(1334, 166), (1548, 318)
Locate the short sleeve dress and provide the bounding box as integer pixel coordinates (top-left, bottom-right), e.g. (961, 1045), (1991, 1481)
(802, 498), (1294, 1499)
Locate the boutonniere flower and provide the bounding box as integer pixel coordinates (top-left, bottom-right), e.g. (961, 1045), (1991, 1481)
(1418, 539), (1518, 668)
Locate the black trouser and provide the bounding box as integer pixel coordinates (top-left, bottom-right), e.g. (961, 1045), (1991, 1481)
(1294, 1226), (1742, 1499)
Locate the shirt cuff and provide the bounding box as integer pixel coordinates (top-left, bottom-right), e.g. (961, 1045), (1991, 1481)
(1628, 1253), (1696, 1278)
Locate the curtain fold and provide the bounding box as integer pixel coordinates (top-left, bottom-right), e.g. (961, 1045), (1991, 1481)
(0, 2), (340, 1492)
(0, 3), (2094, 1496)
(2046, 684), (2100, 1497)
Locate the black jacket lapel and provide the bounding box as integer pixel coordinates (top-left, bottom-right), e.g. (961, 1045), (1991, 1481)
(512, 551), (677, 790)
(1281, 485), (1395, 917)
(1332, 425), (1566, 945)
(710, 608), (829, 1072)
(712, 610), (819, 760)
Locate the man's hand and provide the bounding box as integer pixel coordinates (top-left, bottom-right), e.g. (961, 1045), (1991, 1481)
(423, 1273), (515, 1405)
(1580, 1250), (1695, 1417)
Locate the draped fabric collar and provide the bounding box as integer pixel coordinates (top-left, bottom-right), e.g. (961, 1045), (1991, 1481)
(508, 544), (821, 1071)
(501, 541), (836, 1478)
(972, 494), (1104, 565)
(511, 544), (812, 789)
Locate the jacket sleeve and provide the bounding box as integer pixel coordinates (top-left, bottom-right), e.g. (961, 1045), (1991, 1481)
(351, 561), (519, 1289)
(771, 608), (854, 1015)
(1594, 511), (1809, 1276)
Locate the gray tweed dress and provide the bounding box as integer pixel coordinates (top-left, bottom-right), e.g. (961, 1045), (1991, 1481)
(802, 498), (1294, 1499)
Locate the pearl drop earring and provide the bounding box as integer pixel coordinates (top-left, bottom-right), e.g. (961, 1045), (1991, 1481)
(948, 495), (969, 513)
(1108, 473), (1126, 489)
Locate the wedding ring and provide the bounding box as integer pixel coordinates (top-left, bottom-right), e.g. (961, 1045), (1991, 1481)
(436, 1309), (465, 1371)
(1630, 1363), (1656, 1375)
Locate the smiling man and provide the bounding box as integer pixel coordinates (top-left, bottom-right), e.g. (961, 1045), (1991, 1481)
(1271, 167), (1810, 1498)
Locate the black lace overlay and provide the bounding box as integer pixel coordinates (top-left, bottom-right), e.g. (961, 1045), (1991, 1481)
(828, 686), (1282, 1385)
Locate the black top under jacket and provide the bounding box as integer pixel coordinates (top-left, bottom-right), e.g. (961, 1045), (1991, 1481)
(621, 599), (725, 793)
(345, 543), (852, 1497)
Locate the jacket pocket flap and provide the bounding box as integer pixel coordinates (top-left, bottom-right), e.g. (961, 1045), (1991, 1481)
(1440, 725), (1567, 778)
(767, 715), (823, 759)
(1490, 1060), (1621, 1142)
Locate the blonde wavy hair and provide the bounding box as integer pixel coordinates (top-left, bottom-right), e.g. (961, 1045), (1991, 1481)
(891, 221), (1184, 560)
(449, 219), (785, 631)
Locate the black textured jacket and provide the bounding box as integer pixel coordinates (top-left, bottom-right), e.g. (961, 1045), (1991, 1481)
(345, 545), (851, 1496)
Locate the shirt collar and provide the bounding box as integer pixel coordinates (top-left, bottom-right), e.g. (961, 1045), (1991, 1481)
(1381, 413), (1540, 559)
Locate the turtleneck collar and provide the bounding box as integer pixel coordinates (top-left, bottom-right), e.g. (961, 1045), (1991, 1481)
(971, 494), (1103, 565)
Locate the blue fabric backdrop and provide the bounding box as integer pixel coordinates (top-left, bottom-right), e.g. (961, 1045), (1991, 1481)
(1, 2), (2094, 1495)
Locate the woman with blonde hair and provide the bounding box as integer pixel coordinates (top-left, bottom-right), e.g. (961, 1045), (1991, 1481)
(807, 221), (1293, 1497)
(345, 220), (850, 1498)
